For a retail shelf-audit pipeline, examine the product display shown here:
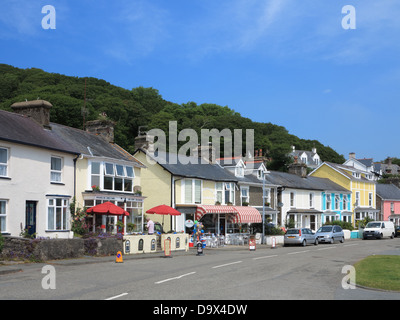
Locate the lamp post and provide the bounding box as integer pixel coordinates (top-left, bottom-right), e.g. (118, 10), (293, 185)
(262, 173), (265, 245)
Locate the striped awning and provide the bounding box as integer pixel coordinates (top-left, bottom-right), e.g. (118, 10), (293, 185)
(230, 206), (262, 224)
(195, 205), (237, 221)
(195, 205), (262, 224)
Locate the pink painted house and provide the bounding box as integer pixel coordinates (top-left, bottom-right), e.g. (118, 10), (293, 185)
(376, 183), (400, 225)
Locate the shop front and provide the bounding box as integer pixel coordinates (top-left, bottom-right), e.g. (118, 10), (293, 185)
(83, 193), (144, 234)
(194, 205), (262, 245)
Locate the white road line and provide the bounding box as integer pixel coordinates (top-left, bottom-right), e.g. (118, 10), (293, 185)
(253, 255), (278, 260)
(155, 272), (196, 284)
(105, 293), (128, 300)
(317, 247), (336, 251)
(287, 250), (309, 255)
(212, 261), (242, 269)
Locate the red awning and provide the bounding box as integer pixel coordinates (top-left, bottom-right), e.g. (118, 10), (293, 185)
(195, 205), (262, 224)
(230, 206), (262, 224)
(86, 201), (129, 216)
(195, 205), (237, 221)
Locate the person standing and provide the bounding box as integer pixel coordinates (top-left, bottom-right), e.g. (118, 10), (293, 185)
(146, 217), (154, 235)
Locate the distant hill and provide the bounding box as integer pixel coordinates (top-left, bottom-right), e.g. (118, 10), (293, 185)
(0, 64), (345, 170)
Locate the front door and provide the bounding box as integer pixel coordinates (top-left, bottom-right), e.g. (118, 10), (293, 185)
(25, 201), (37, 237)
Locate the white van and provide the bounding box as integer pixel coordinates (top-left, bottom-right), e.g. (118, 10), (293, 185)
(362, 221), (395, 239)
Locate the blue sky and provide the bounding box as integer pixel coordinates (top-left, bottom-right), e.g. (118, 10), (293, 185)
(1, 0), (400, 162)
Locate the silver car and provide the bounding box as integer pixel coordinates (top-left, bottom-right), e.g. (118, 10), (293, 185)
(284, 228), (318, 246)
(316, 225), (344, 244)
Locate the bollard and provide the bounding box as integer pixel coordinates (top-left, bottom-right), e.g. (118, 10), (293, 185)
(115, 251), (123, 263)
(196, 241), (204, 256)
(164, 238), (172, 258)
(271, 237), (276, 249)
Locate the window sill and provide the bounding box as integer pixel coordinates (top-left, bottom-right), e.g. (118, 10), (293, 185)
(0, 176), (11, 180)
(45, 230), (71, 233)
(51, 182), (65, 185)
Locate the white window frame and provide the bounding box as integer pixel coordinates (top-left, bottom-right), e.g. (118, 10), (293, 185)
(241, 186), (249, 205)
(326, 194), (332, 210)
(355, 191), (360, 207)
(47, 198), (69, 231)
(90, 161), (134, 193)
(50, 156), (63, 183)
(290, 192), (295, 207)
(309, 193), (314, 208)
(368, 192), (373, 207)
(225, 182), (235, 205)
(184, 179), (202, 204)
(335, 194), (340, 210)
(343, 195), (348, 211)
(0, 199), (7, 233)
(0, 147), (9, 177)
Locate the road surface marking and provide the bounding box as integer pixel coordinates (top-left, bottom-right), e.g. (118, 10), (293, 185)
(105, 293), (128, 300)
(287, 250), (309, 255)
(253, 255), (278, 260)
(155, 272), (196, 284)
(317, 247), (336, 251)
(212, 261), (242, 269)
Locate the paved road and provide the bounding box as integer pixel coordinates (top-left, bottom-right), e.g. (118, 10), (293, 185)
(1, 238), (400, 301)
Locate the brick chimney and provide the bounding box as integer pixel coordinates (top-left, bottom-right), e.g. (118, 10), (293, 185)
(288, 156), (308, 178)
(86, 119), (115, 143)
(11, 100), (52, 129)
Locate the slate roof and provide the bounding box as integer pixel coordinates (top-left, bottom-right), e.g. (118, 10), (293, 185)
(264, 170), (350, 192)
(376, 184), (400, 200)
(0, 109), (78, 155)
(136, 149), (237, 181)
(50, 123), (144, 167)
(0, 109), (144, 167)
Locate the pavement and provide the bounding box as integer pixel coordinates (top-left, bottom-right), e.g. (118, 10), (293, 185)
(0, 243), (268, 275)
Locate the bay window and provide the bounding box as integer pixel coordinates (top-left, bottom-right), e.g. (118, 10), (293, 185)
(90, 161), (134, 193)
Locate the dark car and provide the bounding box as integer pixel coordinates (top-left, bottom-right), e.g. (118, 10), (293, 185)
(395, 226), (400, 237)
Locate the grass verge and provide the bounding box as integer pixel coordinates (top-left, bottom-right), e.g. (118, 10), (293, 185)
(354, 255), (400, 291)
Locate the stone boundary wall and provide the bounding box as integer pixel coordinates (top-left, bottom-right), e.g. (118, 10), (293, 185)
(0, 236), (122, 262)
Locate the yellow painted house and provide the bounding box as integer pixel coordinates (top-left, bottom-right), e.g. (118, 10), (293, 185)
(134, 148), (239, 233)
(309, 162), (379, 226)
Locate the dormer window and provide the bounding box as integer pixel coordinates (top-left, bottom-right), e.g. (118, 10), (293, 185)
(352, 172), (360, 178)
(235, 166), (244, 177)
(257, 168), (265, 180)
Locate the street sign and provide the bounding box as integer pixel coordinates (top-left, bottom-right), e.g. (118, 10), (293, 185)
(115, 251), (123, 263)
(164, 238), (172, 258)
(249, 237), (256, 251)
(196, 241), (204, 256)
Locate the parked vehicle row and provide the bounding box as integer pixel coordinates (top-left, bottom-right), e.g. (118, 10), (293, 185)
(284, 225), (344, 247)
(284, 221), (398, 247)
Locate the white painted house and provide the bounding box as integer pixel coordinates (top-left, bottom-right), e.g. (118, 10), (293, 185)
(0, 101), (79, 238)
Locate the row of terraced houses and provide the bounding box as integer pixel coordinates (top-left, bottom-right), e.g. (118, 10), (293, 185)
(1, 100), (400, 239)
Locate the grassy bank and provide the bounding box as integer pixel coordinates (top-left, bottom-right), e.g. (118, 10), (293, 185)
(354, 255), (400, 291)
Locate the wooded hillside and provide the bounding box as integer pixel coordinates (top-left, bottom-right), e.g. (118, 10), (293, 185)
(0, 64), (345, 170)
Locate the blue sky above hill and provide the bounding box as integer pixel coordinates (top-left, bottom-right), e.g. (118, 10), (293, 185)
(1, 0), (400, 161)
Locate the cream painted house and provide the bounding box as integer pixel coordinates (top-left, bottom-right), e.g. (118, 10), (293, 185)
(134, 146), (259, 235)
(51, 119), (146, 234)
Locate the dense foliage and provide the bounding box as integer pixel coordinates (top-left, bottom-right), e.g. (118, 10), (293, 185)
(0, 64), (345, 170)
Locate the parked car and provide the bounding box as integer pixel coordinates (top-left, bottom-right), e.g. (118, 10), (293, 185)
(362, 221), (395, 240)
(284, 228), (318, 246)
(315, 225), (344, 244)
(395, 226), (400, 237)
